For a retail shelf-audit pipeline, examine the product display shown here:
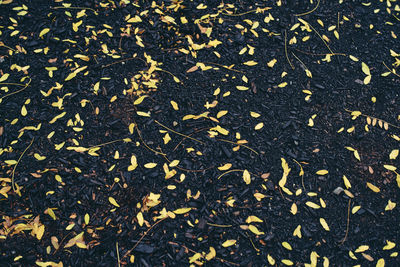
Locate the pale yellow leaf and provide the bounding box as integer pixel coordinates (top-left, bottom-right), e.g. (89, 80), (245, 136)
(173, 207), (192, 214)
(319, 218), (330, 231)
(144, 163), (157, 169)
(108, 197), (120, 207)
(170, 101), (179, 110)
(222, 239), (236, 247)
(316, 169), (328, 175)
(248, 225), (264, 235)
(389, 149), (399, 160)
(245, 216), (263, 224)
(243, 169), (251, 184)
(39, 28), (50, 38)
(367, 182), (380, 192)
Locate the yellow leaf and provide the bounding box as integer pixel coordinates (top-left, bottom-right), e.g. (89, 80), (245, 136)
(390, 149), (399, 160)
(243, 169), (251, 184)
(376, 258), (385, 267)
(0, 73), (10, 82)
(217, 110), (228, 118)
(222, 239), (236, 247)
(366, 182), (380, 193)
(385, 200), (396, 211)
(72, 20), (83, 32)
(282, 241), (292, 250)
(267, 254), (275, 265)
(173, 207), (192, 214)
(236, 85), (249, 91)
(129, 123), (135, 134)
(189, 252), (203, 263)
(306, 201), (321, 209)
(170, 101), (179, 110)
(248, 225), (264, 235)
(319, 218), (330, 231)
(21, 105), (27, 116)
(316, 169), (328, 175)
(349, 55), (359, 61)
(254, 122), (264, 130)
(144, 163), (157, 169)
(250, 111), (260, 118)
(137, 111), (150, 117)
(65, 72), (76, 81)
(34, 153), (46, 161)
(218, 163), (232, 171)
(362, 62), (371, 76)
(353, 150), (361, 161)
(355, 245), (369, 253)
(245, 216), (263, 224)
(364, 75), (371, 85)
(290, 203), (297, 215)
(46, 208), (56, 220)
(278, 82), (287, 88)
(343, 175), (351, 189)
(383, 240), (396, 250)
(384, 165), (397, 171)
(39, 28), (50, 38)
(127, 15), (142, 23)
(137, 212), (144, 226)
(169, 160), (179, 167)
(253, 193), (266, 201)
(134, 95), (147, 105)
(205, 247), (216, 261)
(267, 59), (277, 68)
(84, 213), (89, 225)
(243, 60), (258, 66)
(108, 197), (120, 207)
(293, 225), (302, 238)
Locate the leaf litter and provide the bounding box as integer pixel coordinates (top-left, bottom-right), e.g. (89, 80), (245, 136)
(0, 0), (400, 266)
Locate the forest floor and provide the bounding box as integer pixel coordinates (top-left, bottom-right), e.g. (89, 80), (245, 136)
(1, 0), (400, 266)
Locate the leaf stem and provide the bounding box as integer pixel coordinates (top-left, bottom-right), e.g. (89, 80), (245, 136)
(12, 138), (34, 193)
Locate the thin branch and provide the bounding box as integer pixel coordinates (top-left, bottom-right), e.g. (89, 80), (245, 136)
(382, 61), (400, 78)
(12, 138), (34, 192)
(216, 138), (259, 155)
(122, 218), (167, 260)
(0, 78), (32, 102)
(155, 120), (204, 144)
(52, 6), (98, 14)
(339, 199), (351, 245)
(285, 30), (295, 70)
(168, 241), (240, 266)
(295, 0), (320, 16)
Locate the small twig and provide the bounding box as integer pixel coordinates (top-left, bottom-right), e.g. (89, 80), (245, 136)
(11, 138), (34, 192)
(344, 108), (400, 129)
(0, 78), (32, 102)
(52, 6), (98, 14)
(168, 241), (240, 266)
(162, 154), (214, 173)
(246, 232), (260, 252)
(135, 122), (166, 156)
(203, 62), (244, 73)
(122, 218), (167, 260)
(173, 127), (211, 151)
(116, 242), (121, 267)
(295, 0), (320, 16)
(0, 43), (16, 52)
(292, 48), (346, 57)
(216, 138), (259, 155)
(305, 20), (335, 55)
(284, 30), (295, 70)
(382, 61), (400, 78)
(101, 57), (146, 68)
(88, 138), (129, 150)
(217, 169), (243, 180)
(339, 199), (351, 245)
(155, 120), (204, 144)
(291, 52), (311, 74)
(293, 159), (305, 191)
(207, 222), (232, 227)
(392, 13), (400, 22)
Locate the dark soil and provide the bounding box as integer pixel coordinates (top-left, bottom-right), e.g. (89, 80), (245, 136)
(1, 0), (400, 266)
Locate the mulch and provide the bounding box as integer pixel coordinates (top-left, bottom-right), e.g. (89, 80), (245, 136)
(1, 0), (400, 266)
